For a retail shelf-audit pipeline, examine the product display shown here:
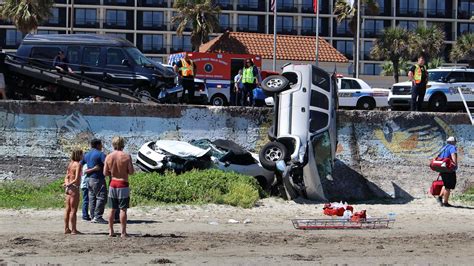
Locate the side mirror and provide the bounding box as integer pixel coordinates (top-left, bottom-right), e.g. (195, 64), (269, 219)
(121, 59), (129, 66)
(448, 78), (457, 83)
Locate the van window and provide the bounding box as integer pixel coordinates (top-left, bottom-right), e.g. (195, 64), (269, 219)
(309, 110), (328, 133)
(466, 72), (474, 82)
(82, 47), (101, 67)
(67, 46), (81, 65)
(310, 90), (329, 110)
(106, 48), (127, 65)
(30, 47), (61, 62)
(312, 66), (330, 92)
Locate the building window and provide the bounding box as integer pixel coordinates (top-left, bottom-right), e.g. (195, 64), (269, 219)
(106, 10), (127, 27)
(48, 8), (59, 24)
(458, 23), (474, 35)
(364, 19), (385, 38)
(335, 20), (352, 36)
(276, 0), (297, 12)
(427, 0), (447, 17)
(219, 13), (231, 32)
(335, 40), (353, 60)
(397, 20), (418, 31)
(171, 35), (192, 52)
(275, 16), (295, 34)
(237, 0), (261, 11)
(364, 41), (374, 60)
(458, 0), (474, 19)
(238, 15), (258, 32)
(397, 0), (420, 17)
(75, 9), (97, 26)
(364, 63), (382, 75)
(106, 33), (127, 39)
(6, 29), (23, 46)
(142, 34), (164, 53)
(215, 0), (232, 9)
(302, 0), (328, 13)
(302, 17), (321, 35)
(142, 11), (164, 28)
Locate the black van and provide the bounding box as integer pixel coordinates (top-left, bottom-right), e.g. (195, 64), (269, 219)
(15, 34), (176, 99)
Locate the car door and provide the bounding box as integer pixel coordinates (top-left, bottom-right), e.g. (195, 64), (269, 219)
(338, 78), (356, 107)
(462, 71), (474, 103)
(104, 47), (134, 89)
(80, 46), (103, 81)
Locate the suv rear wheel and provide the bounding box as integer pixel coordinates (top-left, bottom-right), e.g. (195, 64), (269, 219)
(261, 75), (289, 94)
(259, 141), (288, 171)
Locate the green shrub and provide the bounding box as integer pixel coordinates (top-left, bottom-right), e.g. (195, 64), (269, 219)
(130, 169), (263, 208)
(0, 179), (65, 209)
(455, 187), (474, 204)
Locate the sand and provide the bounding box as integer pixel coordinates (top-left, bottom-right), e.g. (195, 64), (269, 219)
(0, 197), (473, 265)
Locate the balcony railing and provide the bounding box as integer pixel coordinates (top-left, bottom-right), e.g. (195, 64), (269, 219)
(397, 8), (423, 17)
(137, 0), (168, 8)
(103, 0), (134, 6)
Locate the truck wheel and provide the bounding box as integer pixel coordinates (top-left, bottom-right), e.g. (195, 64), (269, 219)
(429, 94), (448, 112)
(261, 75), (289, 94)
(356, 97), (376, 110)
(210, 94), (227, 106)
(135, 87), (155, 101)
(259, 142), (288, 171)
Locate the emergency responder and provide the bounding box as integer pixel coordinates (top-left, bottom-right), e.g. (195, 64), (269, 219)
(241, 59), (260, 106)
(408, 55), (428, 111)
(174, 53), (196, 104)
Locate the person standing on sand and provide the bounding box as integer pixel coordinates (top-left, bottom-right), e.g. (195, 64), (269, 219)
(437, 136), (459, 207)
(104, 136), (134, 237)
(81, 139), (108, 224)
(64, 149), (83, 235)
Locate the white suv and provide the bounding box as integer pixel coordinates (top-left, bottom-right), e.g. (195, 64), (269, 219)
(389, 68), (474, 111)
(258, 64), (337, 201)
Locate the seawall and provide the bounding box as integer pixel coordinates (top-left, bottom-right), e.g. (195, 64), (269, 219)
(0, 101), (472, 201)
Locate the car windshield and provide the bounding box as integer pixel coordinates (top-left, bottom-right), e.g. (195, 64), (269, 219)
(125, 47), (171, 74)
(428, 71), (450, 82)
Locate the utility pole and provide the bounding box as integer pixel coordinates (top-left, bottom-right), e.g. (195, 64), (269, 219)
(355, 0), (361, 78)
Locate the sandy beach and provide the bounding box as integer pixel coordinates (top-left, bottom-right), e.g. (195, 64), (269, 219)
(0, 197), (473, 265)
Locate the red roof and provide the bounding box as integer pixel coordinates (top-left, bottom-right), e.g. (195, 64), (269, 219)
(199, 31), (348, 63)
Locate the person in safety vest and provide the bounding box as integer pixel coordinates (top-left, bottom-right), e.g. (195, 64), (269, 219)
(408, 55), (428, 111)
(173, 53), (196, 104)
(241, 59), (260, 106)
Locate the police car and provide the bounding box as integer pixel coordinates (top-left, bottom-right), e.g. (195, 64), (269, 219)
(336, 76), (390, 110)
(388, 68), (474, 111)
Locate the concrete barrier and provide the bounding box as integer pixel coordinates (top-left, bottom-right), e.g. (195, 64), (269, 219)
(0, 101), (472, 201)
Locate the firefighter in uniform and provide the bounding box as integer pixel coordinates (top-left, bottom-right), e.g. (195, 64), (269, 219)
(408, 55), (428, 111)
(174, 53), (196, 104)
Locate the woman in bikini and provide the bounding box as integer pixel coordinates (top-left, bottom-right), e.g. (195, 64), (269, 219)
(64, 149), (83, 234)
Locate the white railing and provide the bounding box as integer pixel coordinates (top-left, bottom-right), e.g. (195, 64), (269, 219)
(457, 86), (474, 125)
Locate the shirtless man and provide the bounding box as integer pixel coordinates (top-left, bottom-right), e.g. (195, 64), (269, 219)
(64, 149), (83, 235)
(104, 136), (134, 237)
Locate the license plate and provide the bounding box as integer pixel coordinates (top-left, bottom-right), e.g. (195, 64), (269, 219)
(194, 91), (201, 97)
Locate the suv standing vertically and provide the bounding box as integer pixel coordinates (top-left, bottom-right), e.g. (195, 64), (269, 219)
(258, 64), (337, 201)
(389, 68), (474, 111)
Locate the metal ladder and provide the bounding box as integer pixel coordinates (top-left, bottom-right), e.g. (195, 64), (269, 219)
(457, 86), (474, 125)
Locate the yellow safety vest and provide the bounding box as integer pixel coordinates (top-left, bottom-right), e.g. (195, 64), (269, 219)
(413, 64), (426, 84)
(180, 58), (194, 77)
(242, 66), (255, 84)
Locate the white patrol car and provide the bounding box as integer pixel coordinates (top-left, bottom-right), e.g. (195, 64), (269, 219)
(336, 76), (390, 110)
(388, 68), (474, 111)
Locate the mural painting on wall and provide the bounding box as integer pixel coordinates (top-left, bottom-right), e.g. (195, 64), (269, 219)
(375, 117), (470, 159)
(56, 112), (94, 154)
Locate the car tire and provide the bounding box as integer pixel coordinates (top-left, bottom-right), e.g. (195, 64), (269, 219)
(261, 75), (290, 94)
(429, 94), (448, 112)
(135, 87), (155, 101)
(356, 97), (376, 110)
(210, 94), (227, 106)
(259, 142), (288, 171)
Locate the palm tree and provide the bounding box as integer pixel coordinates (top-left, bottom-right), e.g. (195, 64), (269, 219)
(450, 33), (474, 68)
(334, 0), (379, 77)
(411, 26), (445, 61)
(380, 59), (409, 77)
(427, 57), (445, 69)
(370, 27), (413, 83)
(172, 0), (220, 52)
(0, 0), (54, 34)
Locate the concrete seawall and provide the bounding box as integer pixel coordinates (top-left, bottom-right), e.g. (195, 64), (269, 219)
(0, 101), (472, 201)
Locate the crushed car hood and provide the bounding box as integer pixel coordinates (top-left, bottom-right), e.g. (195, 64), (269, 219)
(155, 140), (211, 158)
